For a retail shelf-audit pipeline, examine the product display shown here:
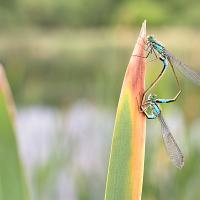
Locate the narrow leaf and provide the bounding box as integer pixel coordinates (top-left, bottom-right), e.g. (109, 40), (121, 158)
(0, 65), (30, 200)
(105, 21), (146, 200)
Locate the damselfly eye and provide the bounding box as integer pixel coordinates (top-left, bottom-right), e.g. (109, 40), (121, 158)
(152, 94), (157, 98)
(148, 93), (157, 101)
(147, 35), (155, 42)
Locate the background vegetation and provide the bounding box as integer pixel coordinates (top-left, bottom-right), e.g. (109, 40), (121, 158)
(0, 0), (200, 199)
(1, 0), (200, 27)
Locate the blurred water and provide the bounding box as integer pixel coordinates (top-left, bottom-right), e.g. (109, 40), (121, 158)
(16, 101), (114, 200)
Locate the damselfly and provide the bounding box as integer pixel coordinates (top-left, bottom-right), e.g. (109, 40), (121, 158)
(141, 93), (184, 169)
(135, 35), (200, 104)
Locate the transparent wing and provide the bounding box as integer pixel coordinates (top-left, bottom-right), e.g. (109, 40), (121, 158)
(158, 114), (184, 169)
(166, 50), (200, 86)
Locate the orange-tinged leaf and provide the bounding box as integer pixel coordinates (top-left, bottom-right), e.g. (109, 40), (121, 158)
(105, 21), (146, 200)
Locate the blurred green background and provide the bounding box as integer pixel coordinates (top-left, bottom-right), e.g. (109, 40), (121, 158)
(1, 0), (200, 199)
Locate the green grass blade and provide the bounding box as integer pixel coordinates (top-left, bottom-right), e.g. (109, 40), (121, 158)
(0, 65), (30, 200)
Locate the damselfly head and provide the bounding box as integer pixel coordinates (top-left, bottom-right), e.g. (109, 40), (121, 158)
(147, 93), (157, 101)
(147, 35), (156, 43)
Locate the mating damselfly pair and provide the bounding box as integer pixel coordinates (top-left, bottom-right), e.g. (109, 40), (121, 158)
(135, 35), (200, 169)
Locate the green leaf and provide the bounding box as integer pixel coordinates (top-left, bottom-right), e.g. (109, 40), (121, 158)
(0, 66), (29, 200)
